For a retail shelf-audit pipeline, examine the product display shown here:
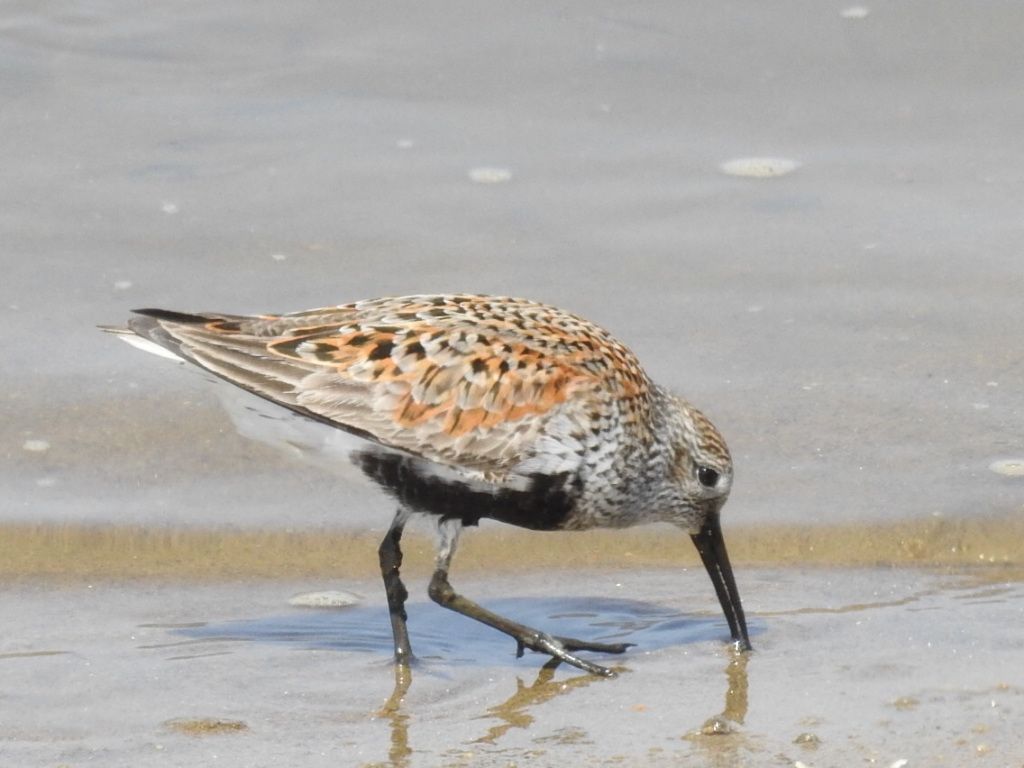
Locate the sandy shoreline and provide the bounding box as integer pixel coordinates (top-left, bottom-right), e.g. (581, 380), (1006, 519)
(2, 516), (1022, 582)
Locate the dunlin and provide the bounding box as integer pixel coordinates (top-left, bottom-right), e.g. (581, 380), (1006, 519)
(110, 294), (750, 676)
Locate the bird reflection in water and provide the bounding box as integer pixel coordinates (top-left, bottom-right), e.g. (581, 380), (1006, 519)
(685, 649), (751, 766)
(371, 651), (750, 767)
(471, 658), (613, 744)
(374, 665), (414, 768)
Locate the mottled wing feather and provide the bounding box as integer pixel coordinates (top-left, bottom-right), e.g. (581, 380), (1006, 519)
(129, 295), (653, 479)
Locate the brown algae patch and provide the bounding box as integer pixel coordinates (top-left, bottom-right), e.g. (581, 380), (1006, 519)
(164, 718), (249, 736)
(1, 513), (1023, 581)
(891, 696), (920, 711)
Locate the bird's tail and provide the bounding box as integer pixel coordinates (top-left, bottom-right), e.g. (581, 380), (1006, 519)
(98, 320), (186, 362)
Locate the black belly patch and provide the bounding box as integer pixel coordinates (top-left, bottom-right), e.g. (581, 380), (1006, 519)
(353, 451), (578, 531)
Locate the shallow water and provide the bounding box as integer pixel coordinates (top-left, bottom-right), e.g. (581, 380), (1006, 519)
(2, 568), (1022, 766)
(2, 2), (1023, 765)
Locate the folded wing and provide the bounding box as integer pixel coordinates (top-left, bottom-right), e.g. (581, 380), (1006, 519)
(126, 295), (652, 481)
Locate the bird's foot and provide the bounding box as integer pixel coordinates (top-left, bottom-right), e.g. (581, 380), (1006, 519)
(514, 631), (625, 677)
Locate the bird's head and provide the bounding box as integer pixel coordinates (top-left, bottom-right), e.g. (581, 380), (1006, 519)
(667, 402), (733, 531)
(657, 391), (751, 652)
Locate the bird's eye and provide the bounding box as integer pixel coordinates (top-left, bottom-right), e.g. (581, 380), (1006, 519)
(697, 466), (720, 488)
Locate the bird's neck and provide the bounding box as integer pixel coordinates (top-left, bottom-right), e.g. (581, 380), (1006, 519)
(565, 387), (679, 529)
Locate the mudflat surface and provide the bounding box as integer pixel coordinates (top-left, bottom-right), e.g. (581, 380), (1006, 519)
(2, 568), (1022, 767)
(2, 2), (1024, 766)
(2, 0), (1022, 531)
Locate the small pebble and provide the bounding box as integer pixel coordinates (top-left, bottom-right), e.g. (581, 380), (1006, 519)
(719, 157), (800, 178)
(288, 590), (361, 608)
(889, 759), (909, 768)
(23, 439), (50, 452)
(270, 253), (288, 262)
(698, 716), (736, 735)
(989, 459), (1024, 477)
(840, 6), (870, 19)
(161, 202), (179, 215)
(113, 280), (133, 290)
(467, 167), (512, 184)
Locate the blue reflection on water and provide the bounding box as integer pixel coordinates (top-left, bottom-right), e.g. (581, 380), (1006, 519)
(177, 597), (760, 667)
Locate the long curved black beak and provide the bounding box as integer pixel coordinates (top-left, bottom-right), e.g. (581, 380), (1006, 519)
(691, 514), (752, 651)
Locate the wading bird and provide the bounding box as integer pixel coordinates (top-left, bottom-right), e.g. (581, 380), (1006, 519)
(110, 294), (751, 676)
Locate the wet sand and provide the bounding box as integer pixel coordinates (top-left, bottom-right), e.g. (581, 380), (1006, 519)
(2, 567), (1022, 766)
(3, 515), (1024, 582)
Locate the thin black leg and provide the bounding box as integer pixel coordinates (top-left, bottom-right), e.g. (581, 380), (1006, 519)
(378, 508), (413, 664)
(427, 568), (629, 677)
(426, 519), (631, 677)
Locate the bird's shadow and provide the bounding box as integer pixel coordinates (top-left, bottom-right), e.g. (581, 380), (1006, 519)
(172, 596), (759, 669)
